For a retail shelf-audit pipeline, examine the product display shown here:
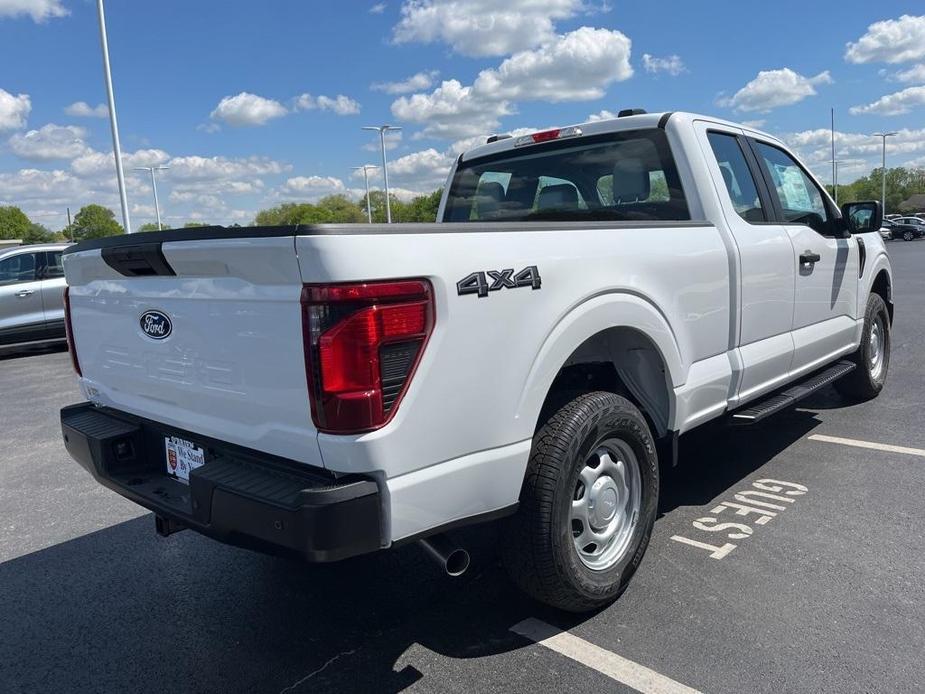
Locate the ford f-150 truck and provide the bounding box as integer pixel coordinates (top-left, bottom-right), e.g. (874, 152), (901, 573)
(60, 111), (892, 612)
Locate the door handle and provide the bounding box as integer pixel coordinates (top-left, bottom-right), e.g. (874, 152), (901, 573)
(799, 251), (821, 265)
(15, 289), (35, 297)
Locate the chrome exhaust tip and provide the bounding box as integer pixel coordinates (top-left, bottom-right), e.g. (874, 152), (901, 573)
(418, 534), (470, 577)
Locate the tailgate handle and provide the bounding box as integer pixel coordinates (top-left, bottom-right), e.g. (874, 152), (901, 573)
(101, 243), (176, 277)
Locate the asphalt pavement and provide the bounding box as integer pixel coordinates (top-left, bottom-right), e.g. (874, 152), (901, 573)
(1, 240), (923, 694)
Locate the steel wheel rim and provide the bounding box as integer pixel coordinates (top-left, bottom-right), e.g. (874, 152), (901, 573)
(570, 439), (641, 571)
(869, 315), (885, 381)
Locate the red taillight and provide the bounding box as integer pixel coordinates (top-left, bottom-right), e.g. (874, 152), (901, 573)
(63, 286), (81, 376)
(301, 279), (434, 433)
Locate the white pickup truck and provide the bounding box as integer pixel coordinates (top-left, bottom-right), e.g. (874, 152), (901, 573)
(60, 111), (892, 612)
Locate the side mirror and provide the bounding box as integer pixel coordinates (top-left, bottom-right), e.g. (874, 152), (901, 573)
(840, 201), (882, 235)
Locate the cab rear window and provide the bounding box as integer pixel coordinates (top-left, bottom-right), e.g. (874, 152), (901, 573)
(443, 129), (690, 223)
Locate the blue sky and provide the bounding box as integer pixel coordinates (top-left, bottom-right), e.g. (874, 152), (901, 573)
(1, 0), (924, 230)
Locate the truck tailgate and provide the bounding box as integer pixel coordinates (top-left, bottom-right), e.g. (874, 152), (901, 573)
(63, 235), (323, 467)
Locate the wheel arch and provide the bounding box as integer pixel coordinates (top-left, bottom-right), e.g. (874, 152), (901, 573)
(869, 264), (893, 324)
(517, 293), (685, 441)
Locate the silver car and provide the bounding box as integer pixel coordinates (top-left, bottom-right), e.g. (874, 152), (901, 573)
(0, 243), (71, 348)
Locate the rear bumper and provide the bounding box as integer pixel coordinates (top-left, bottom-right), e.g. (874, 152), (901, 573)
(60, 402), (382, 562)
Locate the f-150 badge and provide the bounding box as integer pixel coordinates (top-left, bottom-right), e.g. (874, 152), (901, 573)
(457, 266), (541, 298)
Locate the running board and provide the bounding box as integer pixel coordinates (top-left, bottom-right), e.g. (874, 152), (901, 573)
(730, 361), (856, 425)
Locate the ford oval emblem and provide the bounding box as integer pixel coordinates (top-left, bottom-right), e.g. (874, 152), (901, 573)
(140, 310), (172, 340)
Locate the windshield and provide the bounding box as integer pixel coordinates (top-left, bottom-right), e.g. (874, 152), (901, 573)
(442, 129), (690, 223)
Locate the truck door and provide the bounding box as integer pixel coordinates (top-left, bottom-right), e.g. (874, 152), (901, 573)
(748, 140), (859, 374)
(39, 249), (67, 331)
(695, 124), (796, 404)
(0, 250), (46, 345)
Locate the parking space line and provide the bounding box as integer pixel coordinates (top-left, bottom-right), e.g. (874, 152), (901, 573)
(511, 618), (702, 694)
(808, 434), (925, 457)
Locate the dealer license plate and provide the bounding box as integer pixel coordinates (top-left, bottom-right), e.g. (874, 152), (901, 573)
(165, 436), (206, 484)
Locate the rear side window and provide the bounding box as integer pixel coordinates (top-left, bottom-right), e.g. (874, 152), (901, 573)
(444, 129), (690, 222)
(0, 253), (37, 285)
(707, 132), (765, 223)
(44, 251), (65, 279)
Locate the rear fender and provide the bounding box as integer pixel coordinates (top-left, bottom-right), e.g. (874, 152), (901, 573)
(516, 292), (685, 436)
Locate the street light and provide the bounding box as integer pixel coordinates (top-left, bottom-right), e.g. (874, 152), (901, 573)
(95, 0), (131, 234)
(134, 166), (169, 230)
(352, 165), (378, 223)
(873, 132), (897, 214)
(362, 125), (401, 223)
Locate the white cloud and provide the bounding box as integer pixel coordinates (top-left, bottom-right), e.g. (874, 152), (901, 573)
(849, 85), (925, 116)
(64, 101), (108, 118)
(370, 2), (386, 13)
(783, 126), (925, 182)
(587, 109), (618, 122)
(845, 15), (925, 64)
(890, 64), (925, 83)
(279, 176), (348, 199)
(473, 27), (633, 101)
(642, 53), (686, 76)
(8, 123), (89, 160)
(0, 88), (30, 131)
(0, 168), (83, 203)
(210, 92), (288, 126)
(741, 119), (767, 129)
(0, 0), (68, 22)
(392, 79), (510, 139)
(167, 154), (290, 181)
(372, 70), (439, 94)
(293, 93), (361, 115)
(71, 148), (170, 177)
(717, 68), (832, 113)
(392, 0), (584, 57)
(392, 27), (632, 139)
(386, 147), (454, 188)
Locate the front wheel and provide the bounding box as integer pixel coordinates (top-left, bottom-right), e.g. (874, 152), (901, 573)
(835, 293), (891, 401)
(502, 392), (658, 612)
(904, 230), (914, 241)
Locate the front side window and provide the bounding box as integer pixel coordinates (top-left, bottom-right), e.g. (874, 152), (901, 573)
(753, 142), (832, 235)
(0, 253), (37, 285)
(443, 129), (690, 223)
(707, 132), (765, 223)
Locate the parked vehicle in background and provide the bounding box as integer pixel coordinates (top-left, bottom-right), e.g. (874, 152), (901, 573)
(0, 243), (70, 349)
(60, 111), (892, 612)
(890, 217), (925, 241)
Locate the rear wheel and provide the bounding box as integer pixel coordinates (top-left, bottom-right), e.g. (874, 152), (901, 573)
(502, 392), (658, 612)
(904, 230), (914, 241)
(835, 293), (890, 401)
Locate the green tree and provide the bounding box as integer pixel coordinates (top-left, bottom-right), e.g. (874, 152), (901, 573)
(71, 204), (124, 241)
(0, 206), (32, 240)
(316, 194), (366, 223)
(137, 222), (161, 232)
(22, 222), (54, 244)
(184, 222), (209, 228)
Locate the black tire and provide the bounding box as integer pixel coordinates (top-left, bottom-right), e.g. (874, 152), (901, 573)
(835, 293), (890, 401)
(903, 230), (914, 241)
(502, 392), (658, 612)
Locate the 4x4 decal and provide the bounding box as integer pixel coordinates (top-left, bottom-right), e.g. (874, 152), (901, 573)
(457, 266), (541, 298)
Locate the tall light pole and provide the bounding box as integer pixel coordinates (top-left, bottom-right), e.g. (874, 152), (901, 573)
(352, 165), (377, 223)
(362, 125), (401, 223)
(134, 166), (169, 230)
(96, 0), (131, 233)
(832, 159), (842, 205)
(873, 132), (897, 214)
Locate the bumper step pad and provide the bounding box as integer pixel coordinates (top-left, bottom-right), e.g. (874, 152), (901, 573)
(61, 403), (381, 561)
